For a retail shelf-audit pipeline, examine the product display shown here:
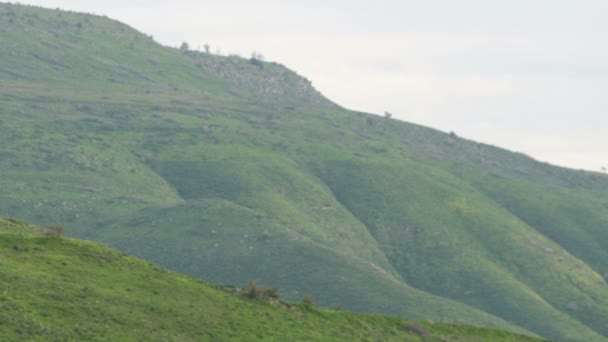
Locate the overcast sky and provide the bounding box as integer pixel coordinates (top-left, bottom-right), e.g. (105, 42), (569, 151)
(20, 0), (608, 171)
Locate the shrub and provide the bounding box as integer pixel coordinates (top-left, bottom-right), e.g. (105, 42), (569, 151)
(244, 281), (279, 301)
(42, 224), (65, 237)
(401, 322), (429, 340)
(249, 51), (264, 68)
(301, 294), (315, 308)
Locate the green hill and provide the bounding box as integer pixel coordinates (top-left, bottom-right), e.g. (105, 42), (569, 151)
(0, 3), (607, 341)
(0, 218), (545, 341)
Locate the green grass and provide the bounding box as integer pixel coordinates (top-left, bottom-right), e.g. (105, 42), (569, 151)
(0, 219), (545, 342)
(313, 159), (608, 341)
(1, 3), (607, 341)
(0, 217), (40, 235)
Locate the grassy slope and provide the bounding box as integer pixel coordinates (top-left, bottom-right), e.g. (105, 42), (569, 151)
(0, 219), (545, 342)
(0, 3), (607, 341)
(314, 159), (608, 341)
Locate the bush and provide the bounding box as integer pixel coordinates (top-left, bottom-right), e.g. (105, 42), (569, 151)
(42, 224), (65, 237)
(249, 52), (264, 68)
(401, 322), (429, 340)
(301, 294), (315, 308)
(244, 281), (279, 301)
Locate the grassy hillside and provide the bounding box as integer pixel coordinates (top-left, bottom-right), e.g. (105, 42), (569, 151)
(0, 218), (546, 341)
(1, 3), (607, 341)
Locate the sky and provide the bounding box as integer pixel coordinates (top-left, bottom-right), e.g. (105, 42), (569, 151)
(19, 0), (608, 171)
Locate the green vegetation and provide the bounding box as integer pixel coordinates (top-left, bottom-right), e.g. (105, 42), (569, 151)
(0, 3), (607, 341)
(0, 217), (40, 236)
(0, 218), (545, 341)
(244, 280), (280, 301)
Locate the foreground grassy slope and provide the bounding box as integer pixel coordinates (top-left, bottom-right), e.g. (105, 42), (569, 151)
(1, 3), (607, 341)
(0, 219), (545, 342)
